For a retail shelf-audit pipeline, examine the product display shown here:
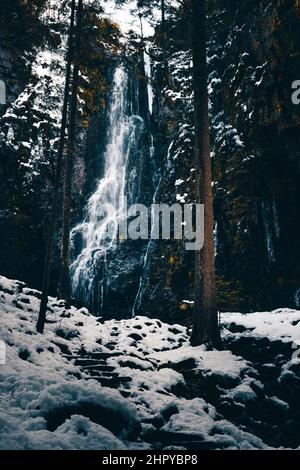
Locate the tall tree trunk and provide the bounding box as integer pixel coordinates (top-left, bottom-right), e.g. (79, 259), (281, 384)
(161, 0), (165, 30)
(190, 0), (220, 347)
(58, 0), (83, 303)
(36, 0), (76, 334)
(161, 0), (167, 76)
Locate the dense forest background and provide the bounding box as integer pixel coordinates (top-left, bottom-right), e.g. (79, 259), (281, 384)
(0, 0), (300, 323)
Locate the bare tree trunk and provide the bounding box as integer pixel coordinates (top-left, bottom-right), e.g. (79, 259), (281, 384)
(58, 0), (83, 303)
(161, 0), (165, 30)
(190, 0), (220, 347)
(36, 0), (76, 334)
(161, 0), (167, 76)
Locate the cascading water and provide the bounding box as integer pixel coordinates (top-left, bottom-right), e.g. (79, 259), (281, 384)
(131, 52), (161, 317)
(131, 173), (162, 316)
(70, 67), (143, 310)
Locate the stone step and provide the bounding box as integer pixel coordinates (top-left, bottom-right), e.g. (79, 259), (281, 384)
(63, 355), (87, 360)
(80, 364), (115, 372)
(85, 376), (131, 388)
(85, 370), (120, 378)
(89, 351), (123, 359)
(119, 389), (132, 398)
(74, 359), (107, 367)
(85, 370), (120, 379)
(142, 429), (230, 449)
(63, 351), (123, 361)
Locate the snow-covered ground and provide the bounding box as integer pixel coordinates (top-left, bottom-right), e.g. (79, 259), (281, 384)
(222, 310), (300, 345)
(0, 275), (300, 450)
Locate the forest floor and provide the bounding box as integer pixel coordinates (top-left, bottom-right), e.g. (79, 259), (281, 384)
(0, 275), (300, 450)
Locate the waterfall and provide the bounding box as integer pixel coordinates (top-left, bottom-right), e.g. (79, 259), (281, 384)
(70, 67), (143, 309)
(261, 200), (276, 264)
(144, 51), (153, 115)
(131, 173), (162, 317)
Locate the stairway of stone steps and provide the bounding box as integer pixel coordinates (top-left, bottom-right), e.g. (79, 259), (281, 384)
(63, 351), (132, 389)
(64, 350), (223, 449)
(62, 348), (235, 449)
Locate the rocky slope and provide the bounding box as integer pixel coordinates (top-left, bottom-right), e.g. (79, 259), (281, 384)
(1, 275), (300, 449)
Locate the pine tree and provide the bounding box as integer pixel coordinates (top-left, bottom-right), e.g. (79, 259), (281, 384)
(58, 0), (83, 303)
(190, 0), (220, 346)
(36, 0), (76, 334)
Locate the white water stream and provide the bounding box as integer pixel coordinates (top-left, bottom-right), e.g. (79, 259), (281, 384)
(71, 67), (143, 302)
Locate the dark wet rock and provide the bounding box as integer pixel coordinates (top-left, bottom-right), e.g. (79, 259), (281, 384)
(128, 333), (143, 342)
(60, 311), (71, 318)
(227, 322), (250, 334)
(55, 328), (80, 341)
(161, 404), (179, 422)
(18, 348), (30, 361)
(45, 401), (141, 441)
(51, 340), (71, 355)
(168, 327), (182, 335)
(118, 359), (153, 371)
(160, 357), (197, 373)
(22, 289), (42, 299)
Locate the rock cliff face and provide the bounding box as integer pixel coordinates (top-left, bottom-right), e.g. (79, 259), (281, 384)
(128, 0), (300, 319)
(210, 0), (300, 311)
(0, 1), (299, 322)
